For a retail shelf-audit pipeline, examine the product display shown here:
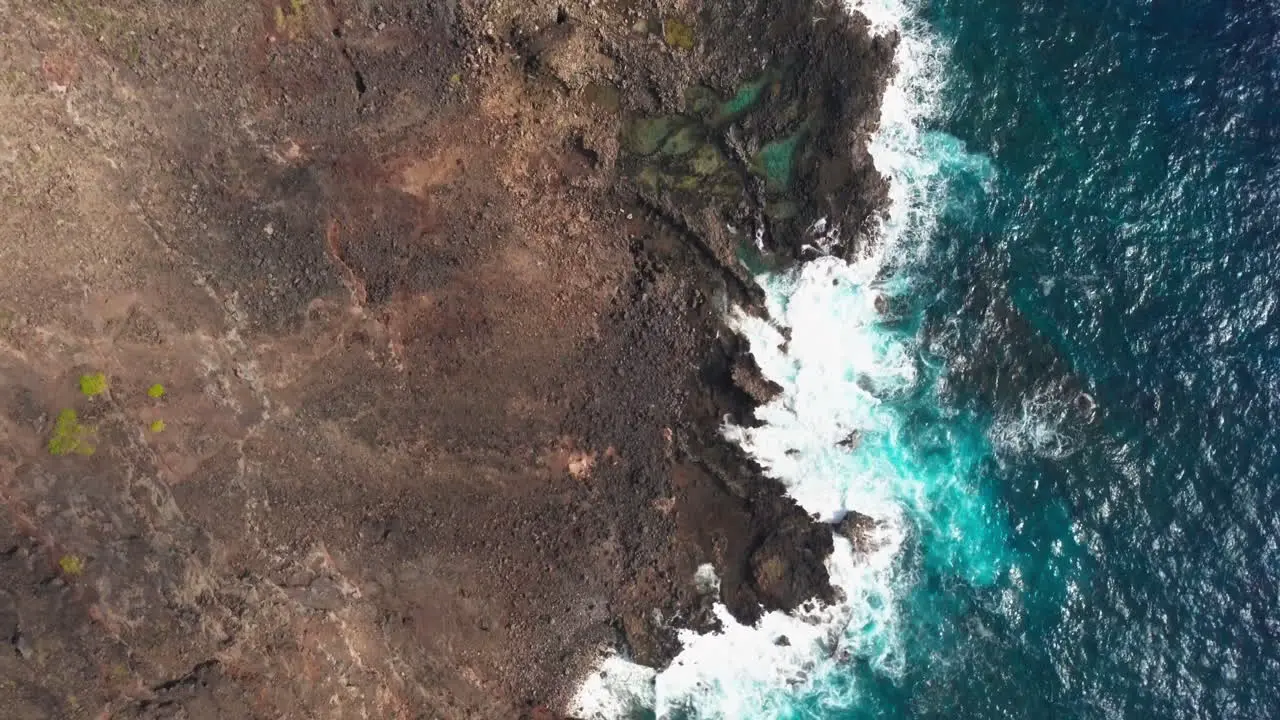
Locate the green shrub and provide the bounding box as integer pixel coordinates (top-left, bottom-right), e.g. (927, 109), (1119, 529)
(79, 372), (107, 397)
(48, 409), (95, 456)
(58, 554), (84, 575)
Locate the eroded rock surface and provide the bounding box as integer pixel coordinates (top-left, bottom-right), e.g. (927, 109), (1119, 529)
(0, 0), (891, 716)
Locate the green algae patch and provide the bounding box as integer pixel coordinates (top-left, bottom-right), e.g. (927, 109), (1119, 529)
(660, 125), (702, 156)
(147, 383), (166, 399)
(48, 409), (95, 456)
(690, 145), (725, 176)
(619, 65), (823, 238)
(626, 117), (677, 156)
(673, 175), (700, 191)
(79, 373), (107, 397)
(149, 420), (166, 433)
(58, 554), (84, 576)
(684, 85), (720, 116)
(662, 18), (695, 50)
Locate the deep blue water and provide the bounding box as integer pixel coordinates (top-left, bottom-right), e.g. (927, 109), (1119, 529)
(838, 0), (1280, 717)
(572, 2), (1280, 717)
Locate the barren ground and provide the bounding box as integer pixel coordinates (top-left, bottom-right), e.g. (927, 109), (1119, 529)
(0, 0), (891, 717)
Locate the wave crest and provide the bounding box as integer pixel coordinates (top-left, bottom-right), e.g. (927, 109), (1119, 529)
(570, 1), (1029, 717)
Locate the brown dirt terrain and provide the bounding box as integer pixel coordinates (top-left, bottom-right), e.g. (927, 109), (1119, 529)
(0, 0), (891, 717)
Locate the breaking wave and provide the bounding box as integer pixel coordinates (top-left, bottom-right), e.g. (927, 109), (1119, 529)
(570, 1), (1036, 717)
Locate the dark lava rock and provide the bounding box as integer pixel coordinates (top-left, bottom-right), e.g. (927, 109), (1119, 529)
(0, 0), (897, 714)
(621, 610), (683, 668)
(732, 351), (783, 406)
(749, 516), (836, 610)
(834, 510), (878, 554)
(286, 576), (346, 612)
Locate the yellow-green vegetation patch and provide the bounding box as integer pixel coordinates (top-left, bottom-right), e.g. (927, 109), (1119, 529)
(684, 85), (720, 116)
(48, 409), (95, 456)
(58, 554), (84, 575)
(149, 420), (166, 433)
(660, 125), (702, 157)
(79, 372), (108, 397)
(673, 175), (700, 191)
(663, 18), (695, 50)
(626, 117), (677, 156)
(274, 0), (311, 39)
(690, 145), (725, 176)
(147, 383), (166, 399)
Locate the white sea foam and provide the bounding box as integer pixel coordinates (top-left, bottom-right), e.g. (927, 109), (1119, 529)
(569, 2), (974, 717)
(571, 656), (658, 719)
(989, 387), (1083, 460)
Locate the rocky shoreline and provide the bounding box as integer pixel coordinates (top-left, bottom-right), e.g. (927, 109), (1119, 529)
(0, 0), (892, 717)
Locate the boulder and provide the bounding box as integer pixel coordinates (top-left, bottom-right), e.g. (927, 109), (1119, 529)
(834, 510), (878, 554)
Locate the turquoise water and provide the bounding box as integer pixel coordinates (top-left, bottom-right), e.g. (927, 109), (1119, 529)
(571, 0), (1280, 717)
(774, 0), (1280, 717)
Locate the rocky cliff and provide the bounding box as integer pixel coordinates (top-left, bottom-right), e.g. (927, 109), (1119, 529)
(0, 0), (891, 716)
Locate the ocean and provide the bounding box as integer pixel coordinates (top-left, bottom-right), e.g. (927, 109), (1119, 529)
(572, 0), (1280, 717)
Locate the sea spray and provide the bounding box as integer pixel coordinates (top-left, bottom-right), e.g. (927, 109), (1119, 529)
(585, 0), (1280, 714)
(571, 1), (1005, 717)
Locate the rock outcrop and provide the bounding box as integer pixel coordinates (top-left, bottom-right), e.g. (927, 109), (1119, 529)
(0, 0), (893, 716)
